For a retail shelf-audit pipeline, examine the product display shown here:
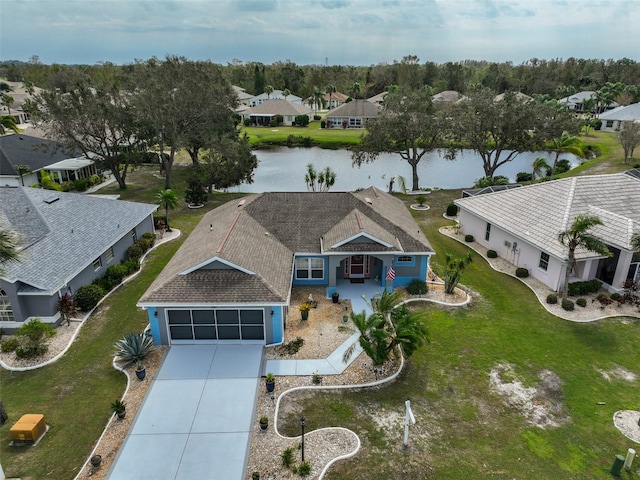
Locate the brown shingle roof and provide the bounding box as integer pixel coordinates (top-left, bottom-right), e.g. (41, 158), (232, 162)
(245, 99), (312, 116)
(326, 100), (379, 118)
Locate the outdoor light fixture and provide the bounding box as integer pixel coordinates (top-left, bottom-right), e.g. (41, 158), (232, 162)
(300, 416), (306, 462)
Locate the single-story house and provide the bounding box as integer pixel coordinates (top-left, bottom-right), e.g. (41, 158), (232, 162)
(138, 188), (434, 346)
(454, 170), (640, 294)
(249, 90), (303, 107)
(432, 90), (466, 109)
(367, 91), (388, 107)
(0, 133), (97, 187)
(0, 186), (157, 331)
(558, 91), (619, 113)
(304, 91), (349, 109)
(598, 103), (640, 132)
(0, 80), (42, 127)
(242, 99), (313, 126)
(233, 85), (254, 106)
(325, 100), (379, 129)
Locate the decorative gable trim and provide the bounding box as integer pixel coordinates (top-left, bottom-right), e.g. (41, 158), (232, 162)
(330, 232), (393, 249)
(180, 256), (255, 276)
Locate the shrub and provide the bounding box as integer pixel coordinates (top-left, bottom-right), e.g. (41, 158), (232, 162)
(416, 195), (427, 206)
(113, 331), (155, 368)
(126, 243), (144, 260)
(610, 292), (621, 300)
(75, 284), (105, 311)
(297, 461), (311, 476)
(105, 264), (129, 285)
(487, 250), (498, 258)
(294, 114), (309, 126)
(61, 181), (75, 192)
(407, 279), (428, 295)
(555, 159), (572, 174)
(1, 337), (20, 352)
(568, 279), (602, 296)
(276, 115), (284, 124)
(464, 234), (474, 242)
(546, 293), (558, 304)
(313, 115), (321, 121)
(14, 318), (56, 358)
(243, 118), (250, 126)
(320, 120), (326, 128)
(576, 298), (587, 307)
(136, 237), (154, 253)
(74, 178), (89, 191)
(516, 172), (533, 182)
(446, 203), (458, 216)
(281, 447), (295, 468)
(515, 267), (529, 278)
(123, 258), (141, 275)
(283, 336), (305, 355)
(562, 299), (575, 311)
(269, 119), (277, 127)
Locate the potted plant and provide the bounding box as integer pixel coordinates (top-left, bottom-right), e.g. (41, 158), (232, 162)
(252, 473), (260, 480)
(113, 331), (155, 381)
(110, 399), (126, 419)
(265, 372), (275, 392)
(90, 454), (102, 468)
(312, 371), (323, 385)
(299, 303), (312, 320)
(332, 291), (340, 303)
(259, 416), (268, 431)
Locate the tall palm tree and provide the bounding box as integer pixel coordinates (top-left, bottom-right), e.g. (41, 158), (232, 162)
(549, 131), (583, 179)
(443, 252), (472, 294)
(0, 227), (21, 275)
(311, 87), (324, 113)
(156, 189), (179, 232)
(558, 214), (611, 299)
(282, 88), (290, 101)
(350, 82), (361, 100)
(531, 157), (549, 181)
(1, 94), (15, 114)
(325, 84), (336, 108)
(264, 84), (273, 100)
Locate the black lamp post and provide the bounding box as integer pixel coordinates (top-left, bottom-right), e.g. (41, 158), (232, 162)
(300, 416), (306, 462)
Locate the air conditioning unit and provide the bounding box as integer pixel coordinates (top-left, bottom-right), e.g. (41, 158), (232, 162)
(504, 240), (512, 248)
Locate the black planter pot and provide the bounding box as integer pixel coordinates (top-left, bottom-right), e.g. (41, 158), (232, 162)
(135, 367), (146, 381)
(90, 455), (102, 468)
(266, 381), (275, 393)
(332, 293), (339, 303)
(116, 410), (126, 419)
(301, 310), (309, 320)
(260, 420), (268, 431)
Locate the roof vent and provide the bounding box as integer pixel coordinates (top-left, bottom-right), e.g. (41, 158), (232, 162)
(44, 196), (60, 204)
(364, 197), (373, 205)
(237, 199), (246, 207)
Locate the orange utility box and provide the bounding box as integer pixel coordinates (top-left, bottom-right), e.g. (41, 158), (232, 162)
(10, 414), (46, 443)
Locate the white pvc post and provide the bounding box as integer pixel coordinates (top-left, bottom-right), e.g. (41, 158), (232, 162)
(624, 448), (636, 470)
(403, 400), (416, 447)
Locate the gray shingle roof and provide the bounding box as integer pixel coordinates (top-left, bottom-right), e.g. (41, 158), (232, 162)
(245, 99), (312, 116)
(327, 100), (379, 118)
(0, 187), (157, 292)
(0, 134), (82, 174)
(598, 103), (640, 122)
(455, 173), (640, 260)
(139, 188), (433, 305)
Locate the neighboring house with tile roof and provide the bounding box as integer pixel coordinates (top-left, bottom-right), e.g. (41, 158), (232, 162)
(242, 99), (313, 126)
(325, 100), (379, 129)
(598, 103), (640, 132)
(303, 91), (349, 109)
(249, 90), (303, 107)
(138, 188), (434, 346)
(0, 186), (157, 330)
(0, 133), (97, 187)
(454, 170), (640, 294)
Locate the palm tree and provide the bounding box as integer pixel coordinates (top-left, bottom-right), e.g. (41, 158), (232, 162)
(325, 84), (336, 108)
(282, 88), (290, 101)
(548, 131), (583, 179)
(0, 115), (20, 134)
(1, 94), (14, 114)
(0, 227), (21, 275)
(531, 157), (549, 181)
(156, 189), (179, 232)
(350, 82), (361, 100)
(558, 214), (611, 299)
(631, 233), (640, 253)
(311, 87), (324, 113)
(15, 164), (32, 186)
(443, 252), (472, 294)
(264, 84), (273, 100)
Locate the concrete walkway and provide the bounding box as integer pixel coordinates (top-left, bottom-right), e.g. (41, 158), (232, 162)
(107, 344), (263, 480)
(264, 280), (385, 377)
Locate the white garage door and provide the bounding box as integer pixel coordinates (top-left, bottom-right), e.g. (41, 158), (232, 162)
(167, 309), (264, 344)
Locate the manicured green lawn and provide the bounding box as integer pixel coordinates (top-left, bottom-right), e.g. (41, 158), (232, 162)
(1, 138), (637, 479)
(241, 120), (363, 147)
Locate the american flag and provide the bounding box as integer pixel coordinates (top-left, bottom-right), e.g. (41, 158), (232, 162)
(386, 263), (396, 281)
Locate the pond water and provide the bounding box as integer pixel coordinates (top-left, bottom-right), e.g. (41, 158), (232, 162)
(230, 148), (581, 193)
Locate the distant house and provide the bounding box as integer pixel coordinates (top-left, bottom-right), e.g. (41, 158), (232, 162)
(431, 90), (466, 109)
(249, 90), (302, 107)
(242, 99), (313, 126)
(304, 91), (349, 109)
(598, 103), (640, 132)
(138, 188), (434, 346)
(233, 85), (254, 106)
(558, 91), (619, 113)
(0, 80), (42, 127)
(0, 133), (97, 187)
(494, 91), (533, 103)
(325, 100), (379, 129)
(367, 91), (388, 107)
(454, 170), (640, 294)
(0, 186), (157, 331)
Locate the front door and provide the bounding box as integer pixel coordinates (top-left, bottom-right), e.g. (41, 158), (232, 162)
(349, 255), (369, 278)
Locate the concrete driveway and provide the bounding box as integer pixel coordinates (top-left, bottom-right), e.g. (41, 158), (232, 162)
(107, 344), (263, 480)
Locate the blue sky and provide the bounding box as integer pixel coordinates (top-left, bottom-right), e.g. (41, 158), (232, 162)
(2, 0), (639, 66)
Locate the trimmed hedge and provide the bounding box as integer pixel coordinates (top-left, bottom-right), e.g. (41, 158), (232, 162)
(561, 299), (575, 311)
(576, 298), (587, 307)
(487, 250), (498, 258)
(75, 284), (106, 311)
(464, 234), (474, 243)
(568, 279), (602, 296)
(515, 267), (529, 278)
(546, 293), (558, 304)
(446, 204), (458, 216)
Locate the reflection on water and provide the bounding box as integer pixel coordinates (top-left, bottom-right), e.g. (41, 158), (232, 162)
(230, 147), (580, 193)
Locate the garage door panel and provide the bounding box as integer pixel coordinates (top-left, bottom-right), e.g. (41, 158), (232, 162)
(168, 310), (191, 324)
(192, 310), (214, 324)
(194, 325), (217, 340)
(170, 325), (194, 340)
(240, 310), (263, 325)
(241, 326), (263, 340)
(216, 310), (239, 324)
(217, 325), (240, 340)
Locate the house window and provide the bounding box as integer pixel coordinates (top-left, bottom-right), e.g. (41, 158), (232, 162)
(131, 229), (138, 243)
(349, 118), (362, 127)
(539, 252), (550, 271)
(397, 256), (413, 263)
(295, 258), (324, 279)
(93, 257), (102, 272)
(105, 247), (114, 264)
(0, 289), (14, 322)
(485, 223), (492, 241)
(606, 120), (613, 128)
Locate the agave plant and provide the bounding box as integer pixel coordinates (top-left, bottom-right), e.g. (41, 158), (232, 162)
(113, 331), (155, 368)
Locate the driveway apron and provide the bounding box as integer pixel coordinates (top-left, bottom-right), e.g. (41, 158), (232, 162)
(107, 344), (263, 480)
